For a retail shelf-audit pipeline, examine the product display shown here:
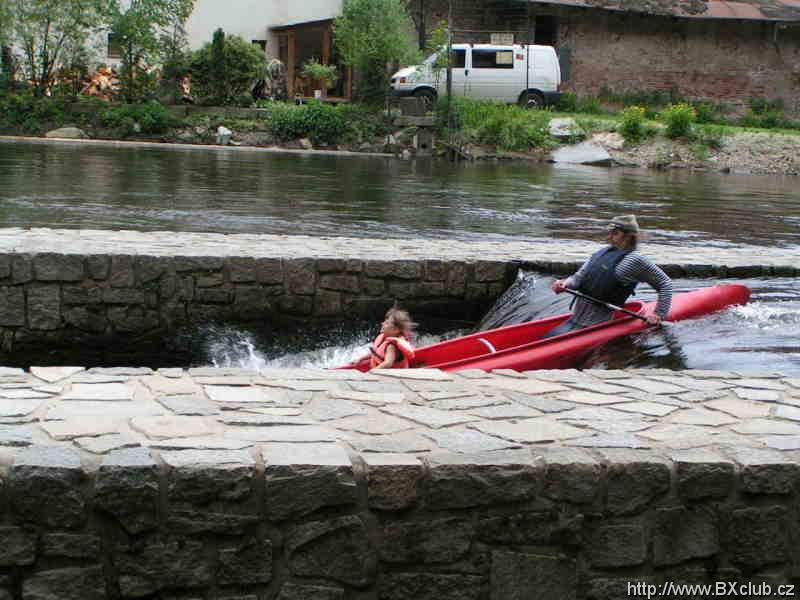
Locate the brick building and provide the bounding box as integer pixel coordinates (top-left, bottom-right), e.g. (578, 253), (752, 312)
(409, 0), (800, 115)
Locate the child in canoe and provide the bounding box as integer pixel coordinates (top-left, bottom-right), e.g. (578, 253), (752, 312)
(354, 306), (417, 369)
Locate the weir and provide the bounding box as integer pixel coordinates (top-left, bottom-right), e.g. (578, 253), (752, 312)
(0, 229), (798, 598)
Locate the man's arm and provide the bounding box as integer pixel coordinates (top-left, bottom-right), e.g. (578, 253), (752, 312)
(617, 254), (673, 320)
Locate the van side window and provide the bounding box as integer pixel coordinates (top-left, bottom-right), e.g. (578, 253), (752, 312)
(450, 49), (466, 68)
(472, 49), (514, 69)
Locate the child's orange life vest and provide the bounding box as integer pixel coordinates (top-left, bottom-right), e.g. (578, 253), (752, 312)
(369, 333), (415, 369)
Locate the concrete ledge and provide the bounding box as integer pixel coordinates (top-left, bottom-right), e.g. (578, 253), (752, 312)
(0, 366), (798, 597)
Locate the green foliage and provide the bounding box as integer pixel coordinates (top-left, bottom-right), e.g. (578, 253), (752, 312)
(739, 98), (799, 130)
(302, 59), (339, 87)
(334, 0), (420, 104)
(619, 105), (648, 144)
(691, 101), (728, 125)
(692, 124), (729, 150)
(100, 101), (180, 137)
(600, 86), (685, 111)
(191, 31), (265, 106)
(661, 102), (696, 139)
(0, 92), (67, 133)
(424, 20), (450, 81)
(437, 97), (554, 151)
(109, 0), (195, 103)
(6, 0), (115, 96)
(576, 96), (604, 115)
(557, 91), (577, 112)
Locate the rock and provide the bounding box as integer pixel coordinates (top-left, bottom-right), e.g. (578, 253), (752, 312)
(23, 566), (105, 600)
(45, 127), (88, 140)
(299, 138), (313, 150)
(549, 117), (584, 140)
(216, 126), (232, 145)
(551, 141), (614, 166)
(592, 131), (625, 150)
(492, 550), (577, 600)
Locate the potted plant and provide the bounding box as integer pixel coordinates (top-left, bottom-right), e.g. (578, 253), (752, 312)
(302, 58), (338, 99)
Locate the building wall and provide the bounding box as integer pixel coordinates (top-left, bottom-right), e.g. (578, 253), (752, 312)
(415, 1), (800, 116)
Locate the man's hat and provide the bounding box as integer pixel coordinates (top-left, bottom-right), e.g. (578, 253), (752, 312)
(607, 214), (640, 234)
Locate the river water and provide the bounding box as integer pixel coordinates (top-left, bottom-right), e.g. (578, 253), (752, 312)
(1, 140), (798, 372)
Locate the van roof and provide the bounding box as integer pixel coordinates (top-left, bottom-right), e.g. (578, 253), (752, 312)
(451, 43), (555, 51)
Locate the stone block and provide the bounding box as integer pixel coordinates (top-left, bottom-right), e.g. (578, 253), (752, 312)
(671, 449), (735, 500)
(364, 453), (423, 511)
(726, 447), (800, 495)
(0, 526), (37, 566)
(64, 306), (107, 333)
(27, 284), (61, 330)
(103, 288), (145, 304)
(379, 518), (473, 564)
(285, 258), (317, 294)
(218, 539), (273, 585)
(279, 295), (313, 315)
(173, 256), (224, 272)
(196, 272), (224, 287)
(0, 256), (10, 279)
(12, 255), (33, 283)
(492, 550), (576, 600)
(588, 520), (647, 568)
(653, 506), (719, 566)
(94, 448), (159, 535)
(598, 449), (671, 515)
(477, 511), (583, 547)
(728, 506), (789, 570)
(195, 287), (231, 303)
(446, 263), (468, 296)
(264, 443), (356, 521)
(10, 446), (86, 529)
(23, 566), (105, 600)
(277, 583), (344, 600)
(317, 258), (347, 273)
(364, 260), (423, 279)
(363, 278), (385, 295)
(109, 256), (135, 287)
(227, 257), (256, 282)
(41, 533), (100, 559)
(314, 290), (342, 316)
(474, 260), (508, 282)
(167, 461), (256, 507)
(585, 578), (655, 600)
(425, 260), (448, 281)
(115, 539), (211, 597)
(33, 253), (84, 281)
(424, 451), (541, 510)
(255, 258), (283, 284)
(62, 284), (103, 305)
(136, 256), (166, 282)
(379, 573), (483, 600)
(108, 306), (159, 332)
(539, 447), (603, 504)
(287, 516), (374, 587)
(465, 283), (488, 300)
(319, 273), (360, 293)
(86, 256), (110, 280)
(0, 286), (25, 326)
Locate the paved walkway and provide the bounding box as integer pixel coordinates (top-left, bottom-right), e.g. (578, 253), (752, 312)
(0, 228), (798, 275)
(2, 366), (799, 465)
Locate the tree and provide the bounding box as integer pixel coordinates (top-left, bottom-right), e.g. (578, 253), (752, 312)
(108, 0), (195, 102)
(190, 31), (265, 106)
(334, 0), (419, 104)
(6, 0), (115, 96)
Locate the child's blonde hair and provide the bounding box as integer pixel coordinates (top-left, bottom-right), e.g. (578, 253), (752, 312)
(385, 306), (417, 339)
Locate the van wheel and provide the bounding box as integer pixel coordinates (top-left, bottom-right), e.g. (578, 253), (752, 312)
(519, 91), (545, 109)
(413, 88), (437, 111)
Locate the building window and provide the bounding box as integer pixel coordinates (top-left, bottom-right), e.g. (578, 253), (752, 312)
(472, 49), (514, 69)
(107, 33), (122, 59)
(535, 16), (558, 46)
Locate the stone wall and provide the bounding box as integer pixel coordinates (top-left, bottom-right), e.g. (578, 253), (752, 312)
(415, 0), (800, 116)
(0, 252), (512, 352)
(1, 443), (798, 599)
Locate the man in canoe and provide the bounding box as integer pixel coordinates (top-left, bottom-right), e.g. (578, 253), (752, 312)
(547, 214), (673, 337)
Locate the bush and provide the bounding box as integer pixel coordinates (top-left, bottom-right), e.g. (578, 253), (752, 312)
(691, 101), (727, 125)
(619, 105), (648, 143)
(262, 101), (349, 145)
(661, 102), (696, 139)
(437, 97), (553, 151)
(557, 91), (577, 112)
(191, 30), (266, 106)
(576, 96), (604, 115)
(692, 124), (729, 150)
(100, 102), (181, 137)
(0, 93), (68, 134)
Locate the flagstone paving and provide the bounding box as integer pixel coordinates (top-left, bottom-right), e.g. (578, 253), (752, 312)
(1, 366), (800, 461)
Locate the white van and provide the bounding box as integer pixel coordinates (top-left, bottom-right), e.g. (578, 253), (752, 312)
(391, 44), (562, 109)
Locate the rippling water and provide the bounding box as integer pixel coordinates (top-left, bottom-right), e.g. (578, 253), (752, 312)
(2, 140), (799, 248)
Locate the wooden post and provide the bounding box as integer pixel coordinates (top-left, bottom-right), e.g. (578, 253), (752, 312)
(287, 30), (296, 98)
(322, 27), (331, 64)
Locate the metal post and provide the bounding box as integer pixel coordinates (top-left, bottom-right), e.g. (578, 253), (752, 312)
(446, 0), (453, 134)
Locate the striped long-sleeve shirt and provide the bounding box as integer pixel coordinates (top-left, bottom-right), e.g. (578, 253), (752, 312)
(564, 245), (673, 327)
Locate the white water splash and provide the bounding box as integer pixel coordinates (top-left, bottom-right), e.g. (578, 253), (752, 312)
(729, 301), (800, 331)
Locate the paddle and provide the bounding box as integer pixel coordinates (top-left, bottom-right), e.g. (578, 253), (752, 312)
(563, 288), (655, 325)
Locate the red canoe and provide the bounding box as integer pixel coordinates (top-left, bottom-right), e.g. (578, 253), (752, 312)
(344, 284), (751, 372)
